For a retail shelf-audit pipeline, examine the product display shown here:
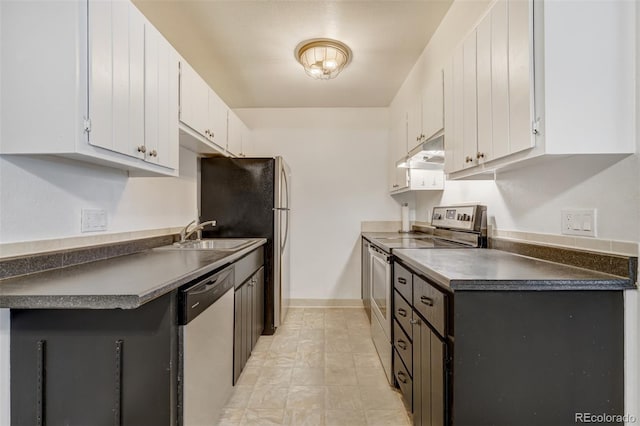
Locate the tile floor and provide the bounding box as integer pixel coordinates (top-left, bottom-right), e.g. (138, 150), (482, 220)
(218, 307), (412, 426)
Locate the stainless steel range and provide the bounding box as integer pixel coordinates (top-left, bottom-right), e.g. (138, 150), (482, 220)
(365, 204), (487, 383)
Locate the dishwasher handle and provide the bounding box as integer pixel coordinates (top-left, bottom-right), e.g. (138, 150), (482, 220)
(179, 266), (234, 325)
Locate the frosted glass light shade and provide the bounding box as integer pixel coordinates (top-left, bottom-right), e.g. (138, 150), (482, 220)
(295, 39), (352, 80)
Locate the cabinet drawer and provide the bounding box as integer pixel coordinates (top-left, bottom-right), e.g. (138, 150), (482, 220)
(394, 263), (413, 303)
(413, 275), (447, 337)
(394, 320), (412, 375)
(394, 349), (413, 412)
(393, 290), (413, 341)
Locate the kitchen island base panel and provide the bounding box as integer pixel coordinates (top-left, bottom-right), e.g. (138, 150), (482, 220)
(10, 291), (178, 426)
(454, 290), (624, 426)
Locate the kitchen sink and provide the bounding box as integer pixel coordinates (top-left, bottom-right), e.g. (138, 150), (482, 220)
(159, 239), (253, 251)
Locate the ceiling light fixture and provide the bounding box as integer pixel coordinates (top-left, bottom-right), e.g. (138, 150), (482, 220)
(294, 38), (352, 80)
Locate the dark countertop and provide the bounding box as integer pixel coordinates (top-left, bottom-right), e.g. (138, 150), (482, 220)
(362, 231), (436, 252)
(394, 248), (635, 291)
(0, 239), (266, 309)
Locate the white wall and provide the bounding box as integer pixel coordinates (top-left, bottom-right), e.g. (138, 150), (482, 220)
(0, 148), (198, 244)
(0, 148), (199, 425)
(236, 108), (399, 301)
(391, 0), (640, 420)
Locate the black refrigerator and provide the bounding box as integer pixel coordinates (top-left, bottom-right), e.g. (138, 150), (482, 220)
(200, 157), (291, 335)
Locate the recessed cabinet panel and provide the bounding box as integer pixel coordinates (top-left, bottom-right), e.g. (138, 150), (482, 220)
(144, 23), (179, 169)
(508, 1), (535, 153)
(476, 14), (493, 163)
(208, 90), (228, 148)
(179, 61), (209, 137)
(443, 60), (455, 175)
(422, 71), (444, 141)
(508, 0), (534, 155)
(451, 47), (465, 172)
(491, 0), (510, 160)
(462, 32), (478, 170)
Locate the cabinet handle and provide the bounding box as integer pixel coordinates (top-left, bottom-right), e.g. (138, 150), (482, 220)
(397, 308), (407, 317)
(420, 296), (434, 306)
(397, 371), (408, 384)
(465, 156), (473, 163)
(476, 152), (485, 159)
(397, 277), (407, 285)
(210, 131), (215, 139)
(397, 339), (407, 350)
(150, 150), (158, 157)
(393, 184), (399, 188)
(137, 145), (146, 153)
(410, 318), (420, 325)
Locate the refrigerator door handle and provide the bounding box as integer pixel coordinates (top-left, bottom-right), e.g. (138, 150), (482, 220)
(273, 208), (291, 211)
(282, 210), (290, 252)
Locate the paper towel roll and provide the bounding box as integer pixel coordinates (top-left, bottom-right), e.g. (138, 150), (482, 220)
(401, 203), (410, 232)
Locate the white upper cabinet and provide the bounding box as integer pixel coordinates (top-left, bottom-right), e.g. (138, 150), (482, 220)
(461, 32), (478, 170)
(144, 21), (179, 170)
(179, 60), (210, 144)
(178, 60), (236, 155)
(443, 0), (634, 179)
(389, 114), (409, 192)
(227, 111), (242, 157)
(422, 71), (444, 143)
(228, 111), (255, 158)
(1, 0), (179, 176)
(407, 72), (445, 152)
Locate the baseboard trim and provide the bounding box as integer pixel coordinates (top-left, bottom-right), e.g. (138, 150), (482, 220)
(289, 299), (364, 308)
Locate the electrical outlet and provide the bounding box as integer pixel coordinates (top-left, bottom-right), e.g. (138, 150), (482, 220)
(81, 209), (107, 232)
(561, 209), (596, 237)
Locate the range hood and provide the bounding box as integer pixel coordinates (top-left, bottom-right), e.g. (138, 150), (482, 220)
(396, 134), (444, 170)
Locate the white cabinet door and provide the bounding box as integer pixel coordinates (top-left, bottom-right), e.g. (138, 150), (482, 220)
(491, 0), (510, 160)
(227, 110), (242, 156)
(451, 47), (465, 173)
(462, 32), (478, 169)
(88, 1), (145, 159)
(407, 96), (423, 151)
(240, 122), (253, 157)
(443, 61), (455, 174)
(390, 114), (409, 192)
(422, 71), (444, 141)
(476, 14), (492, 164)
(144, 22), (178, 169)
(208, 90), (228, 148)
(179, 60), (209, 138)
(508, 0), (534, 154)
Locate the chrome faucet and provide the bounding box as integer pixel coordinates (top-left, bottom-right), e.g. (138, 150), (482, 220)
(179, 219), (217, 243)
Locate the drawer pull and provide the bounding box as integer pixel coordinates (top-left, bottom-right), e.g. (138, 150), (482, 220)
(397, 308), (407, 317)
(420, 296), (434, 306)
(397, 371), (408, 384)
(398, 277), (407, 285)
(397, 339), (407, 350)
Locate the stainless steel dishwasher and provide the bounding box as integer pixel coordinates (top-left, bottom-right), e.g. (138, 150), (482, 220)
(178, 265), (235, 426)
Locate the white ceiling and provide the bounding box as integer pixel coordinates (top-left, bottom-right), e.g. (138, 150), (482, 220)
(133, 0), (453, 109)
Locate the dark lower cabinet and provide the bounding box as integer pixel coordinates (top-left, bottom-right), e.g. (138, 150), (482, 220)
(392, 259), (625, 426)
(11, 291), (178, 426)
(413, 321), (446, 426)
(233, 266), (265, 384)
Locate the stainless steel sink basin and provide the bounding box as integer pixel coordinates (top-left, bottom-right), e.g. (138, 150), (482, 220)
(160, 239), (253, 251)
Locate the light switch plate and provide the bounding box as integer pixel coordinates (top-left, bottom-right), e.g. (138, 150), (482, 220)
(561, 209), (596, 237)
(81, 209), (107, 232)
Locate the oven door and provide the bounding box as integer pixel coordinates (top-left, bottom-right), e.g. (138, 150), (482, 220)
(369, 245), (393, 383)
(369, 245), (391, 333)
